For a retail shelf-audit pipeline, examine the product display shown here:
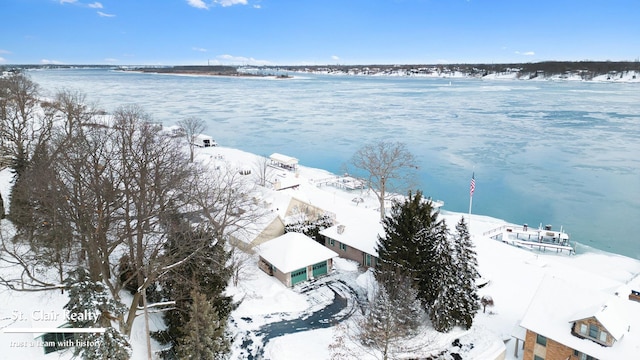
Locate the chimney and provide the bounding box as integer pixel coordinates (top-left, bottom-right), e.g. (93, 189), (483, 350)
(337, 225), (345, 234)
(630, 290), (640, 303)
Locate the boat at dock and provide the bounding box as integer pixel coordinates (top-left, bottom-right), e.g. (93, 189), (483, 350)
(483, 224), (574, 255)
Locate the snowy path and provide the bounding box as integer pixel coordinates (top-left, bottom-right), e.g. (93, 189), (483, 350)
(233, 275), (364, 359)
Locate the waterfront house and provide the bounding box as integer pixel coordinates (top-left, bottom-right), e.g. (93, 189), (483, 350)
(194, 133), (217, 147)
(516, 276), (640, 360)
(319, 212), (383, 268)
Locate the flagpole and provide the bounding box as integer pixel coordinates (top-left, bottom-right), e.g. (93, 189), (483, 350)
(468, 172), (475, 217)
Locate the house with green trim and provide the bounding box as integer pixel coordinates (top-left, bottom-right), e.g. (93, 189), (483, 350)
(319, 209), (383, 268)
(257, 232), (338, 287)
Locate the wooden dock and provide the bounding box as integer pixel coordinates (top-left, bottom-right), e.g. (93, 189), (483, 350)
(483, 225), (574, 255)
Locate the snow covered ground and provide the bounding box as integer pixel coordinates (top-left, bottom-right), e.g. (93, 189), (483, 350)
(1, 145), (640, 359)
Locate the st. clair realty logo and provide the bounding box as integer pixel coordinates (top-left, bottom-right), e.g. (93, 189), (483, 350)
(12, 310), (99, 322)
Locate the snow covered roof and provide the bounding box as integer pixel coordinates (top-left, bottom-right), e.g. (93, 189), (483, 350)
(568, 299), (628, 341)
(258, 232), (338, 273)
(519, 276), (640, 359)
(319, 209), (384, 257)
(194, 133), (213, 141)
(269, 153), (298, 166)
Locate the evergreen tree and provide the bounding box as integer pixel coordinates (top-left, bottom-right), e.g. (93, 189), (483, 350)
(176, 290), (231, 360)
(451, 216), (479, 329)
(359, 271), (425, 360)
(284, 213), (334, 245)
(376, 190), (439, 286)
(427, 224), (459, 332)
(63, 267), (131, 360)
(152, 223), (234, 359)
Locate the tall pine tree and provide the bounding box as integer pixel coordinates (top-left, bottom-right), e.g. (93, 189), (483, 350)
(451, 216), (479, 329)
(176, 290), (230, 360)
(376, 190), (439, 287)
(152, 223), (234, 360)
(427, 224), (459, 332)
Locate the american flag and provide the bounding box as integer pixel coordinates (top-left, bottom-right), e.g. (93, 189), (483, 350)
(470, 173), (476, 197)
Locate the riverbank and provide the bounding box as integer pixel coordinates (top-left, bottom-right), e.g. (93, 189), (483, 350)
(2, 145), (640, 359)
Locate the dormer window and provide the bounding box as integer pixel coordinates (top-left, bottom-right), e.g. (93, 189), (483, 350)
(598, 330), (607, 343)
(572, 320), (614, 347)
(588, 324), (608, 343)
(575, 322), (610, 345)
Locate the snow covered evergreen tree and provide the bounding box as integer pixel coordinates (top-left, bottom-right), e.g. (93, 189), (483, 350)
(176, 290), (230, 360)
(153, 223), (234, 360)
(63, 267), (131, 360)
(377, 192), (479, 333)
(376, 190), (439, 286)
(427, 225), (459, 332)
(284, 212), (334, 244)
(359, 272), (425, 360)
(451, 216), (479, 329)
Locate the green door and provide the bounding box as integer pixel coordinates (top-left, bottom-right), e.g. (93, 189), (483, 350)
(312, 261), (328, 277)
(290, 267), (308, 286)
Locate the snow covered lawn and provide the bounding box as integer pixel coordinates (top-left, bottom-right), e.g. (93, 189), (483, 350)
(3, 148), (640, 359)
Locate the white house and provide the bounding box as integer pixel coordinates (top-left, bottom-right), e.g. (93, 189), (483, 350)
(194, 133), (217, 147)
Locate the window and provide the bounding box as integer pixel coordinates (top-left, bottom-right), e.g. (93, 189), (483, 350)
(580, 323), (587, 335)
(536, 334), (547, 347)
(329, 238), (335, 247)
(533, 355), (544, 360)
(364, 253), (371, 266)
(598, 330), (607, 342)
(339, 243), (347, 251)
(589, 324), (599, 338)
(575, 351), (599, 360)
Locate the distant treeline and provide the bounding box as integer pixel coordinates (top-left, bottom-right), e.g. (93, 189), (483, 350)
(4, 61), (640, 77)
(279, 61), (640, 74)
(131, 65), (241, 76)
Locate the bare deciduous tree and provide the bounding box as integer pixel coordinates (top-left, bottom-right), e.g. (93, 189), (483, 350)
(0, 72), (54, 177)
(254, 154), (275, 187)
(0, 86), (257, 354)
(350, 141), (417, 219)
(227, 241), (256, 287)
(177, 116), (206, 162)
(49, 89), (99, 136)
(192, 161), (265, 238)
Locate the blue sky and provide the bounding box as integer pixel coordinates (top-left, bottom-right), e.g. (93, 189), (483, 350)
(1, 0), (639, 65)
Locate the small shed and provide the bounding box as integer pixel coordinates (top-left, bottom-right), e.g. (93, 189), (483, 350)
(258, 232), (338, 287)
(194, 134), (217, 147)
(269, 153), (298, 171)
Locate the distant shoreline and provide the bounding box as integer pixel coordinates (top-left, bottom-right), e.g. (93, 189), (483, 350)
(6, 61), (640, 82)
(121, 65), (262, 78)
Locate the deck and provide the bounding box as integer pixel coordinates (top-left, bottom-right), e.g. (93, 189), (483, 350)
(313, 175), (366, 190)
(484, 225), (574, 254)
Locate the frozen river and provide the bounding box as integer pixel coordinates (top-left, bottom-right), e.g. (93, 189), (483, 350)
(27, 68), (640, 259)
